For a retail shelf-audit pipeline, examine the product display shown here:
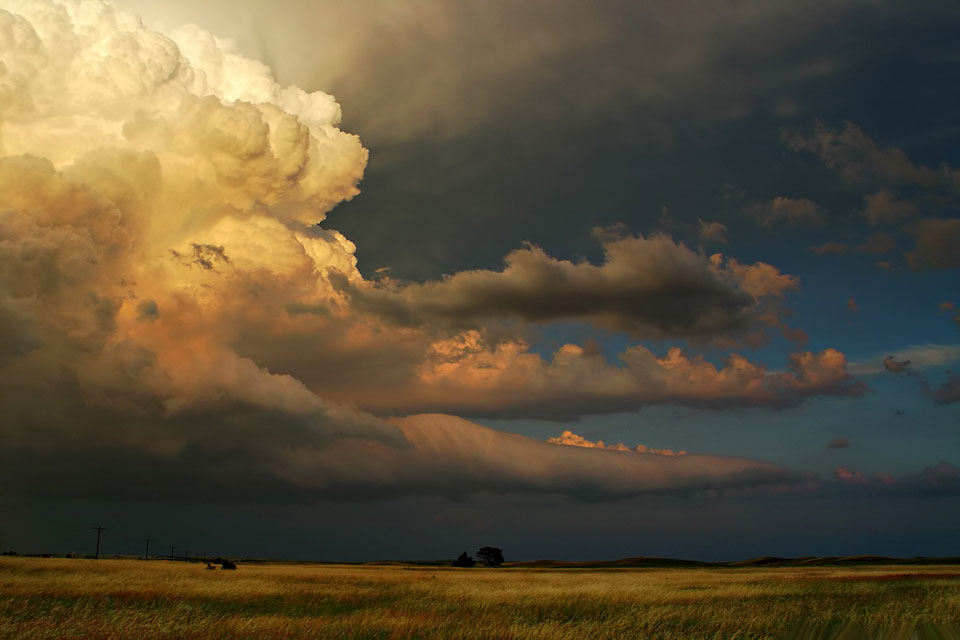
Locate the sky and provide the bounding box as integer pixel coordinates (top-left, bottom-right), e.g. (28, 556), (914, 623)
(0, 0), (958, 562)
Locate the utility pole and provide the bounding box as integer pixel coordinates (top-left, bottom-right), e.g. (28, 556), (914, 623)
(143, 538), (152, 560)
(170, 545), (176, 561)
(92, 526), (106, 560)
(184, 549), (189, 563)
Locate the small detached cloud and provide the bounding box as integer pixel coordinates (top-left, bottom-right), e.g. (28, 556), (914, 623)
(847, 345), (960, 376)
(883, 355), (913, 375)
(847, 345), (960, 375)
(809, 233), (896, 256)
(698, 219), (728, 245)
(833, 466), (867, 483)
(937, 302), (960, 329)
(907, 218), (960, 270)
(756, 197), (824, 228)
(827, 438), (851, 449)
(847, 297), (859, 313)
(927, 371), (960, 405)
(863, 191), (918, 225)
(784, 122), (938, 187)
(547, 430), (687, 456)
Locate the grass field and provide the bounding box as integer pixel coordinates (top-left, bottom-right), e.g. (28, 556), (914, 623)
(2, 558), (959, 639)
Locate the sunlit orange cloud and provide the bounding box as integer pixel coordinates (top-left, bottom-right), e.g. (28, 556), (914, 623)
(322, 333), (865, 418)
(547, 430), (686, 456)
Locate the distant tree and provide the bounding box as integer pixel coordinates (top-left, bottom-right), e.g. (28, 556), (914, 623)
(476, 547), (504, 567)
(452, 551), (475, 568)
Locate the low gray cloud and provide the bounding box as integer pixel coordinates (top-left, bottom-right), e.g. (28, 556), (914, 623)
(0, 385), (801, 503)
(338, 230), (800, 344)
(894, 462), (960, 496)
(827, 462), (960, 497)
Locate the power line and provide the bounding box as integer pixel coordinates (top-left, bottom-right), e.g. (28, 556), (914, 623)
(92, 526), (107, 559)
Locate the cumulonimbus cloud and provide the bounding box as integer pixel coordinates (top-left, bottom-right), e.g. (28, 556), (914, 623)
(0, 0), (859, 504)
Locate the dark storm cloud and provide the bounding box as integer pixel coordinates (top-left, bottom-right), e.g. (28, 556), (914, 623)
(337, 231), (800, 343)
(243, 1), (960, 149)
(114, 0), (960, 280)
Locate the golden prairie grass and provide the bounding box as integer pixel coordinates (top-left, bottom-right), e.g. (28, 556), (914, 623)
(1, 558), (959, 639)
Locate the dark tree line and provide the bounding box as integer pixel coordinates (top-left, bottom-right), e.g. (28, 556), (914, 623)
(453, 547), (503, 567)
